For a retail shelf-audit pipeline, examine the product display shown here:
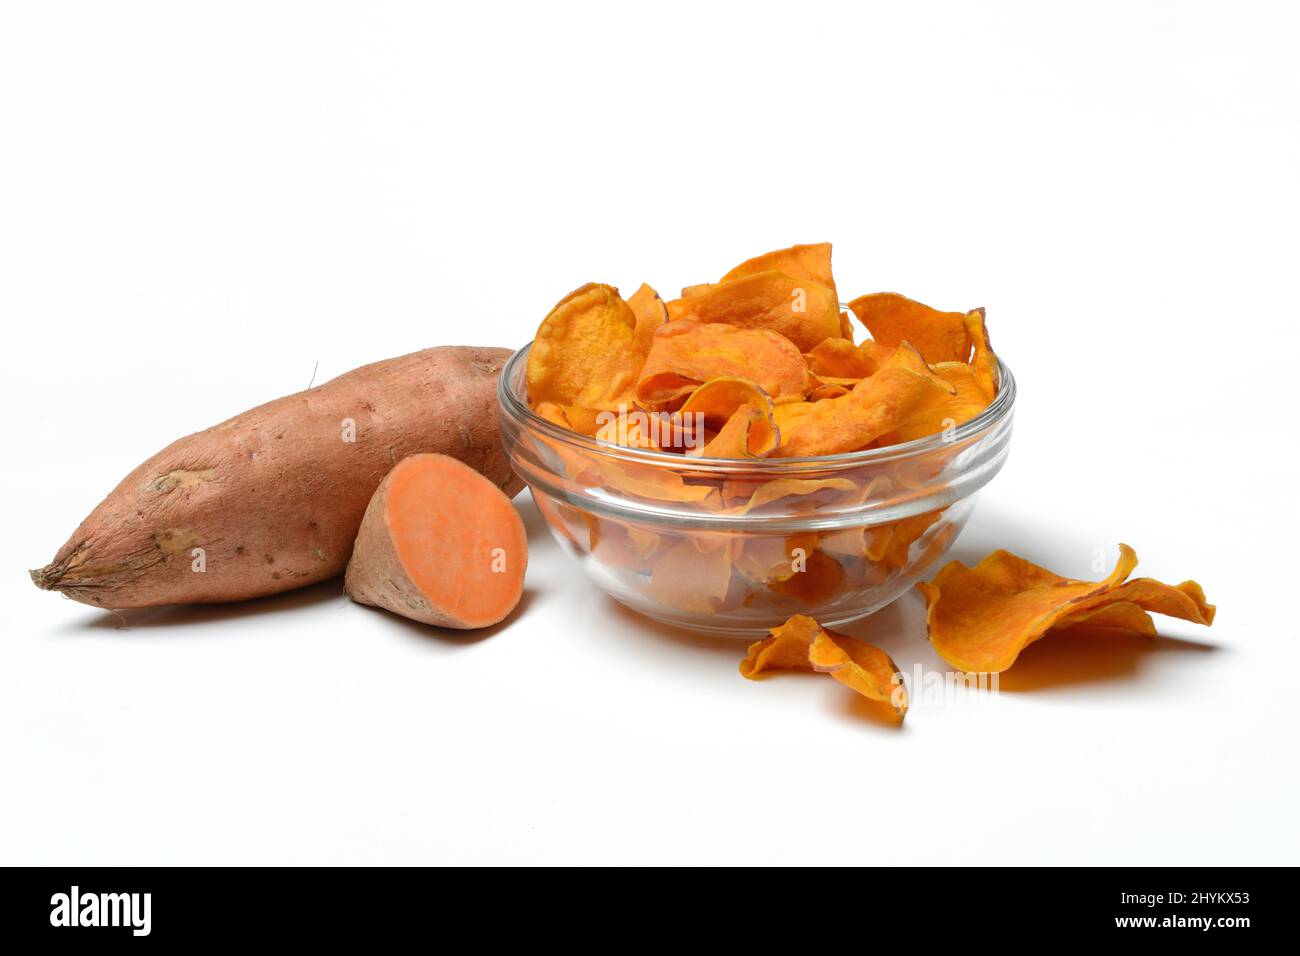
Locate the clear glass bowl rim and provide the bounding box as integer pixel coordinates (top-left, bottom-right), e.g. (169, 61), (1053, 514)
(498, 341), (1017, 476)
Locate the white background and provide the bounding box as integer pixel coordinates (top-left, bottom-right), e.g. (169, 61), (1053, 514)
(2, 1), (1297, 865)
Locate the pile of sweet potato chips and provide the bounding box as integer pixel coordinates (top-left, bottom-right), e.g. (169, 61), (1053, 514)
(525, 242), (997, 460)
(523, 243), (1215, 721)
(521, 243), (995, 620)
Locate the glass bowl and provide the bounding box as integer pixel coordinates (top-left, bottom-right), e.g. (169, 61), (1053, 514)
(498, 343), (1015, 636)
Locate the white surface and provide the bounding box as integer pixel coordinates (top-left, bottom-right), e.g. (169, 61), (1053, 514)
(2, 1), (1297, 865)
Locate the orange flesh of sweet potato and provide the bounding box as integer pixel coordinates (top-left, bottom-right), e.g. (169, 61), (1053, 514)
(31, 346), (522, 609)
(345, 454), (527, 629)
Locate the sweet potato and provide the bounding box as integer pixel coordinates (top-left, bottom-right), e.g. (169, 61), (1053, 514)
(344, 454), (527, 628)
(31, 346), (522, 609)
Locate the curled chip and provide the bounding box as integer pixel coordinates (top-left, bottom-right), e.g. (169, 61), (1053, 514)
(679, 377), (779, 459)
(679, 376), (775, 430)
(699, 404), (779, 458)
(627, 282), (669, 356)
(636, 321), (809, 409)
(527, 283), (643, 411)
(848, 292), (973, 365)
(805, 337), (879, 378)
(578, 458), (720, 506)
(807, 628), (908, 718)
(917, 544), (1216, 673)
(667, 271), (841, 352)
(725, 477), (858, 514)
(772, 343), (956, 457)
(720, 241), (838, 303)
(963, 307), (998, 399)
(739, 613), (822, 676)
(808, 382), (850, 401)
(740, 614), (907, 717)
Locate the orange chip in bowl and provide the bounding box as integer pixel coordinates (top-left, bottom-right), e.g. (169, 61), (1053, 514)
(667, 270), (841, 352)
(627, 282), (670, 356)
(720, 241), (838, 303)
(649, 537), (732, 614)
(772, 343), (955, 457)
(917, 545), (1215, 673)
(768, 549), (845, 603)
(677, 377), (779, 459)
(847, 292), (973, 365)
(699, 404), (780, 458)
(878, 361), (993, 445)
(804, 337), (879, 378)
(527, 283), (643, 411)
(963, 307), (998, 399)
(678, 376), (774, 429)
(635, 322), (809, 409)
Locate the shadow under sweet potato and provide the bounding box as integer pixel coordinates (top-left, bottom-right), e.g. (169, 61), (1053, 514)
(55, 576), (348, 634)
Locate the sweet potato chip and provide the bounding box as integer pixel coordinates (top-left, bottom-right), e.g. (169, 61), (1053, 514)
(839, 310), (855, 341)
(678, 377), (779, 458)
(533, 401), (572, 429)
(650, 537), (732, 613)
(847, 292), (972, 365)
(963, 307), (998, 399)
(527, 283), (642, 410)
(578, 459), (720, 506)
(739, 614), (822, 677)
(740, 614), (907, 717)
(720, 242), (838, 303)
(591, 516), (662, 571)
(807, 628), (908, 717)
(768, 549), (845, 603)
(918, 544), (1215, 673)
(772, 400), (819, 435)
(772, 343), (956, 457)
(594, 411), (660, 449)
(807, 382), (850, 401)
(879, 361), (993, 445)
(635, 322), (809, 409)
(668, 271), (841, 352)
(627, 282), (670, 356)
(678, 376), (774, 429)
(700, 404), (779, 458)
(533, 493), (597, 553)
(804, 337), (879, 378)
(1055, 601), (1157, 637)
(733, 532), (820, 584)
(726, 477), (858, 514)
(866, 509), (944, 568)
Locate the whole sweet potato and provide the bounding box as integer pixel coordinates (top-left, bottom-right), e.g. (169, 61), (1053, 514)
(32, 346), (523, 609)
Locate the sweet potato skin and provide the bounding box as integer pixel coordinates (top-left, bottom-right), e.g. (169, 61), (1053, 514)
(344, 454), (527, 629)
(32, 346), (523, 609)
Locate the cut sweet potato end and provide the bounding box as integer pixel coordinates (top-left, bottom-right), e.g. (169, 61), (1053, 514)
(384, 454), (527, 628)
